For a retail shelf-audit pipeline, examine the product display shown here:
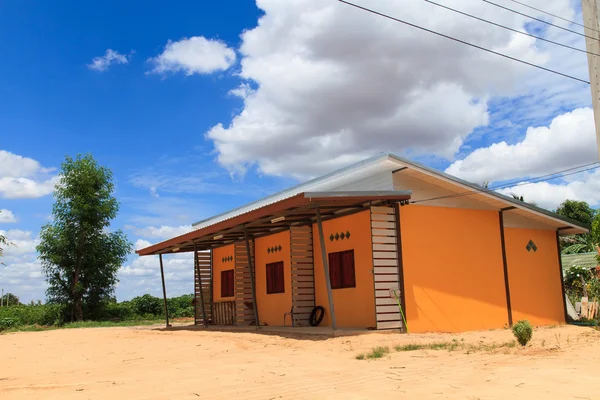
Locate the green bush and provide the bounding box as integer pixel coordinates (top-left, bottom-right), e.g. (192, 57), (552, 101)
(131, 294), (163, 316)
(0, 317), (19, 330)
(512, 320), (533, 346)
(0, 304), (65, 327)
(167, 294), (194, 318)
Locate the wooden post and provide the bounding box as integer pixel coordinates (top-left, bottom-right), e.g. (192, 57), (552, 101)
(556, 230), (569, 323)
(194, 243), (208, 328)
(243, 227), (260, 329)
(499, 211), (513, 327)
(316, 205), (337, 331)
(159, 254), (170, 328)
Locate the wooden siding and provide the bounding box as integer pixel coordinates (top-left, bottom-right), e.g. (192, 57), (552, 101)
(371, 206), (403, 330)
(194, 250), (213, 325)
(290, 225), (316, 326)
(234, 241), (256, 326)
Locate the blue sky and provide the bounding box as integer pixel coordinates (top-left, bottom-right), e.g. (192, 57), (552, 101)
(1, 0), (598, 302)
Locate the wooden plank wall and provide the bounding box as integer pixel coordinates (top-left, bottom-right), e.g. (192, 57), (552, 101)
(290, 225), (316, 326)
(370, 206), (403, 330)
(213, 301), (236, 325)
(194, 250), (213, 325)
(234, 241), (256, 326)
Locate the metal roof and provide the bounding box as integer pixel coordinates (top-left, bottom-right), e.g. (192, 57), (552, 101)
(562, 252), (599, 270)
(137, 190), (412, 256)
(190, 152), (589, 235)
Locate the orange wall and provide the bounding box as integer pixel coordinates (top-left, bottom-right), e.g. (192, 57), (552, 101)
(504, 228), (564, 326)
(212, 244), (235, 302)
(254, 230), (292, 326)
(313, 210), (376, 328)
(400, 205), (509, 333)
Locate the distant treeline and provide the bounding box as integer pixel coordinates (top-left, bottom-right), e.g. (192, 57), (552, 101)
(0, 294), (193, 330)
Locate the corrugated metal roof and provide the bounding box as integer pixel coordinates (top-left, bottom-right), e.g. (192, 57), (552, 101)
(192, 152), (397, 229)
(562, 252), (599, 270)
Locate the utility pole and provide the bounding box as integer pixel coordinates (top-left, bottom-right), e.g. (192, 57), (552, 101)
(582, 0), (600, 155)
(1, 288), (3, 307)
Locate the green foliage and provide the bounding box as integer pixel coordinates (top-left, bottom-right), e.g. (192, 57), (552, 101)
(131, 294), (164, 316)
(512, 320), (533, 346)
(556, 200), (596, 226)
(0, 318), (19, 330)
(37, 154), (133, 321)
(564, 265), (600, 304)
(1, 293), (21, 306)
(0, 304), (65, 327)
(167, 294), (195, 318)
(356, 346), (390, 360)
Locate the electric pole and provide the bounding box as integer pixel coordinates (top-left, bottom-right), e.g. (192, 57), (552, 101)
(582, 0), (600, 155)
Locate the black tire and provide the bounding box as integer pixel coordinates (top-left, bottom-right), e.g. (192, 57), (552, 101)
(309, 306), (325, 327)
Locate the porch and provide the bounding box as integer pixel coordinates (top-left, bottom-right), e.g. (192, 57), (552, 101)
(136, 190), (412, 332)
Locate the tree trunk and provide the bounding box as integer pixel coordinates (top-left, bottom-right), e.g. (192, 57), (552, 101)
(74, 296), (83, 322)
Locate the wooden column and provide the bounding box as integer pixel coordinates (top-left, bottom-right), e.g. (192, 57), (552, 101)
(499, 210), (513, 327)
(556, 230), (569, 323)
(159, 253), (170, 328)
(194, 243), (208, 328)
(394, 203), (407, 332)
(244, 227), (260, 329)
(315, 205), (337, 330)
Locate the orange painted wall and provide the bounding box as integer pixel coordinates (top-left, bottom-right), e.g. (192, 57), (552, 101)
(400, 205), (509, 333)
(254, 230), (292, 326)
(212, 244), (235, 302)
(504, 228), (564, 326)
(313, 210), (376, 328)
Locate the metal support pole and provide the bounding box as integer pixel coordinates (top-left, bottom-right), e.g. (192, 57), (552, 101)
(499, 211), (513, 327)
(159, 254), (170, 328)
(316, 205), (337, 331)
(194, 243), (208, 328)
(556, 230), (569, 324)
(244, 227), (260, 329)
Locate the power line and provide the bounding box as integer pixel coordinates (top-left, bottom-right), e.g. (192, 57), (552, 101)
(337, 0), (590, 84)
(410, 162), (600, 204)
(481, 0), (599, 41)
(425, 0), (600, 57)
(505, 0), (600, 33)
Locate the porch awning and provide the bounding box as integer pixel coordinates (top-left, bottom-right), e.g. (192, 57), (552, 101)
(136, 190), (412, 256)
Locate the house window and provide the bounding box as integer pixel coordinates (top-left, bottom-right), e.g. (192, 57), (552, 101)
(221, 269), (234, 298)
(266, 261), (285, 294)
(328, 250), (356, 289)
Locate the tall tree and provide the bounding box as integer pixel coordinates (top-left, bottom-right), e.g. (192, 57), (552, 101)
(37, 154), (132, 321)
(0, 225), (11, 265)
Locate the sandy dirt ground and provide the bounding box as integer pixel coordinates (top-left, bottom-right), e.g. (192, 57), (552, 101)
(1, 324), (599, 400)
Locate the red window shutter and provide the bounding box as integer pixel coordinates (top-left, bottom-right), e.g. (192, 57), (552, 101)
(266, 261), (285, 294)
(341, 250), (356, 288)
(328, 252), (341, 289)
(221, 270), (234, 297)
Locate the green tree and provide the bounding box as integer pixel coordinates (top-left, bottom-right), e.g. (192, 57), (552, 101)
(37, 154), (132, 321)
(556, 200), (598, 254)
(556, 200), (595, 226)
(1, 292), (21, 306)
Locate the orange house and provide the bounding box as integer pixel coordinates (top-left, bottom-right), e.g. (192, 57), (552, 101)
(137, 154), (588, 333)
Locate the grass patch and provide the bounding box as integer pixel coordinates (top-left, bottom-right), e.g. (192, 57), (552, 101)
(395, 343), (424, 352)
(1, 319), (167, 334)
(358, 340), (518, 360)
(356, 346), (390, 360)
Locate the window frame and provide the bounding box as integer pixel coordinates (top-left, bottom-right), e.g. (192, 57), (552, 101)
(266, 261), (285, 294)
(221, 269), (235, 298)
(328, 249), (356, 289)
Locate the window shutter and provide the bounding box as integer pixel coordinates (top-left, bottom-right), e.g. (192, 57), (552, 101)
(341, 250), (356, 288)
(328, 252), (341, 289)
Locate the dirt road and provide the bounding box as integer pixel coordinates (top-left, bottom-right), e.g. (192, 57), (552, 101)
(1, 324), (599, 399)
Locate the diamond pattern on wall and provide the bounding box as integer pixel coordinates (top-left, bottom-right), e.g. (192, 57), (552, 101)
(267, 245), (283, 254)
(221, 255), (233, 263)
(329, 231), (352, 241)
(526, 240), (538, 252)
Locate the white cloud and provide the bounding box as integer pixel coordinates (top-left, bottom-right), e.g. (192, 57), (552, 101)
(446, 108), (598, 183)
(132, 225), (192, 240)
(0, 209), (16, 223)
(148, 36), (236, 76)
(204, 0), (580, 179)
(88, 49), (130, 71)
(0, 229), (46, 303)
(0, 150), (57, 199)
